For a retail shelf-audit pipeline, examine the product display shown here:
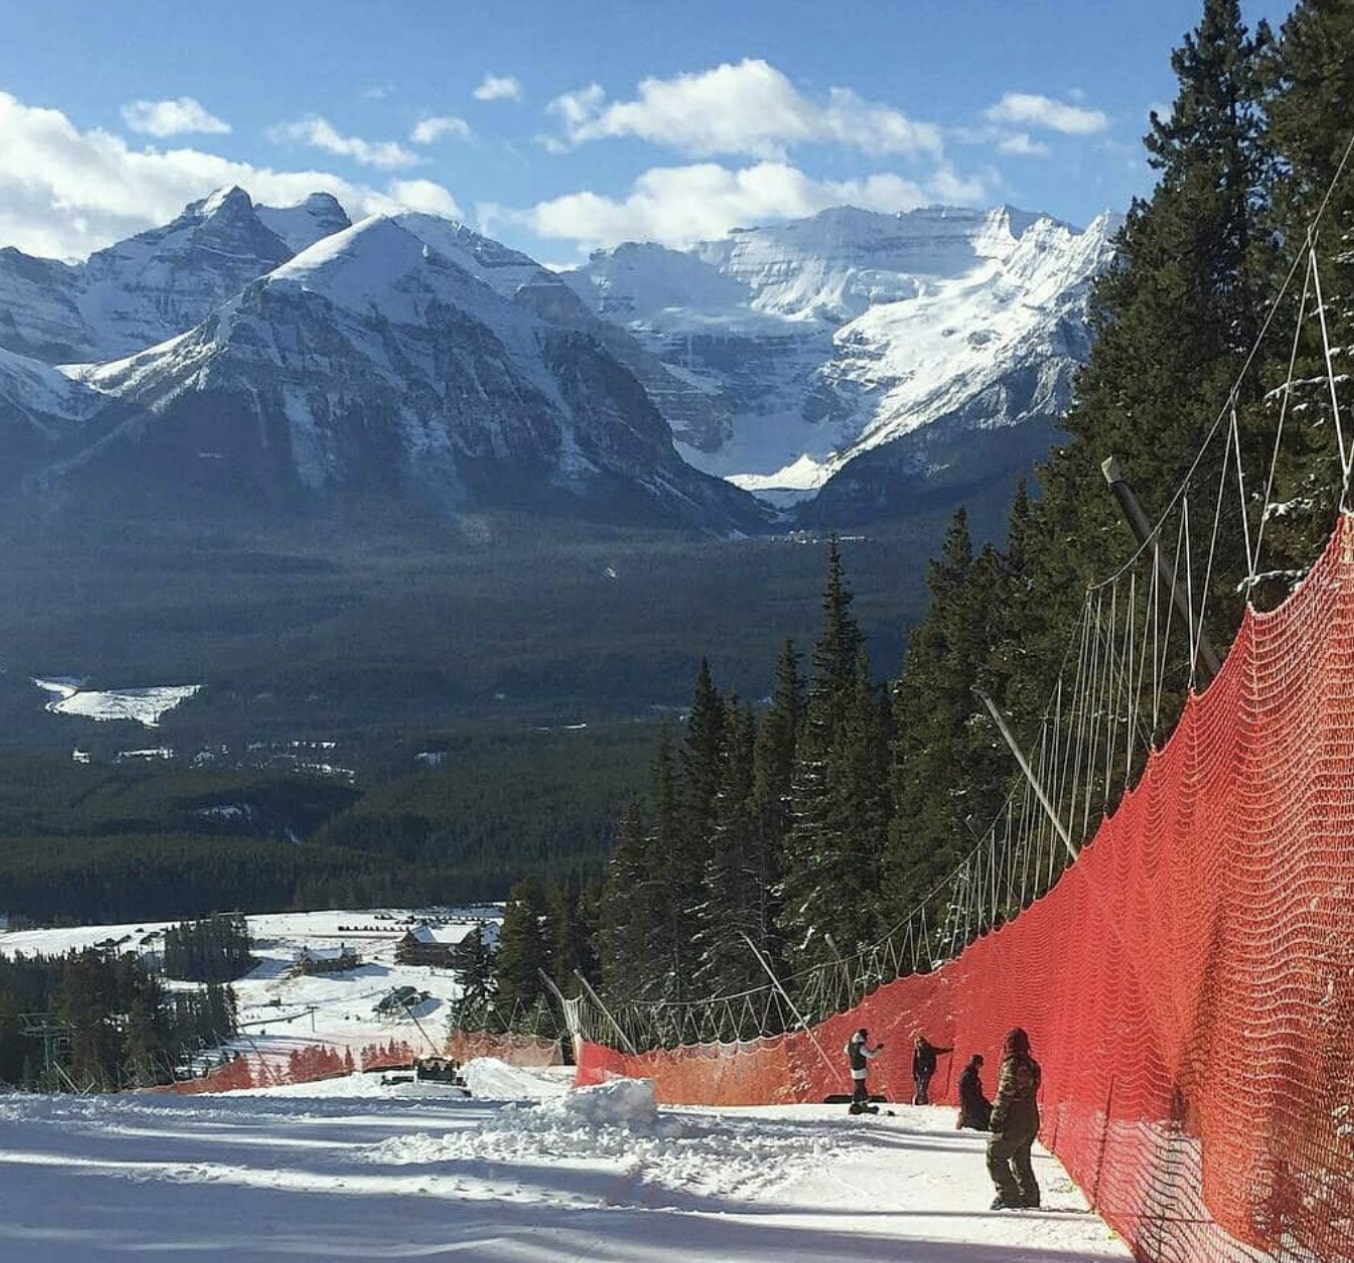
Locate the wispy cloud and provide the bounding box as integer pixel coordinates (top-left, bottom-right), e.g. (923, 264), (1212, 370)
(361, 84), (394, 101)
(984, 93), (1108, 135)
(545, 59), (942, 160)
(997, 132), (1052, 157)
(474, 74), (523, 103)
(480, 159), (991, 253)
(121, 97), (231, 138)
(410, 116), (471, 145)
(0, 91), (458, 259)
(269, 115), (420, 169)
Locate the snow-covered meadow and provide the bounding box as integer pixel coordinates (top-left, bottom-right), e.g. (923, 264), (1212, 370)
(0, 1063), (1130, 1262)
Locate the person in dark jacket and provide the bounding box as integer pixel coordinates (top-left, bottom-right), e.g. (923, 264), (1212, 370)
(844, 1027), (883, 1113)
(911, 1033), (952, 1105)
(986, 1027), (1042, 1209)
(956, 1053), (991, 1130)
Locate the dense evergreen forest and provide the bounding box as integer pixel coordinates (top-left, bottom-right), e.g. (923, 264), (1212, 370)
(571, 0), (1354, 1023)
(0, 514), (947, 925)
(0, 945), (238, 1090)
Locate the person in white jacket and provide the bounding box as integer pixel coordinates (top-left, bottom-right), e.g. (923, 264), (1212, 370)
(844, 1027), (884, 1113)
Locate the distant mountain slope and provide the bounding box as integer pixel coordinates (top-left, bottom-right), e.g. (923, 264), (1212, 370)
(565, 205), (1118, 517)
(0, 188), (351, 363)
(0, 344), (134, 493)
(59, 216), (769, 532)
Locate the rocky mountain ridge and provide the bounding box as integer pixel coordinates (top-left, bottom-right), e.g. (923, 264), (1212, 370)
(565, 204), (1118, 517)
(0, 191), (1116, 531)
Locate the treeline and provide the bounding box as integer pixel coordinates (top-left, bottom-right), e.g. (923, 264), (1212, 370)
(0, 949), (237, 1090)
(163, 914), (254, 982)
(589, 0), (1354, 1010)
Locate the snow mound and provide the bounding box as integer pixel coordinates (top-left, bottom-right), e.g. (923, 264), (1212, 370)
(548, 1076), (658, 1127)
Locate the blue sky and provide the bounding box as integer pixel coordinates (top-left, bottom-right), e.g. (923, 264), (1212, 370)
(0, 0), (1285, 263)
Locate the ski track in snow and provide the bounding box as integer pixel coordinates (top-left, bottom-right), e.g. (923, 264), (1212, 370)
(0, 1069), (1132, 1262)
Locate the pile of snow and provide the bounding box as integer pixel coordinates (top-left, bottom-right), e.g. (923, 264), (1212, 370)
(546, 1076), (658, 1127)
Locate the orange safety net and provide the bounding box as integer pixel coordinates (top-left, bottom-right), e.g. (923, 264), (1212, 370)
(578, 513), (1354, 1263)
(448, 1030), (563, 1068)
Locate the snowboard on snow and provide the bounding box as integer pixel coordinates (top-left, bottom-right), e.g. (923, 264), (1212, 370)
(823, 1093), (888, 1104)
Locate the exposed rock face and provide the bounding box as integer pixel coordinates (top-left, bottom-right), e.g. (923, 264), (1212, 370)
(0, 187), (352, 363)
(566, 204), (1118, 518)
(58, 216), (768, 532)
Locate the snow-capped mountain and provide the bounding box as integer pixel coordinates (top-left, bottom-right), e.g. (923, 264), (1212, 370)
(59, 214), (767, 531)
(565, 205), (1118, 518)
(0, 190), (1115, 530)
(0, 188), (351, 363)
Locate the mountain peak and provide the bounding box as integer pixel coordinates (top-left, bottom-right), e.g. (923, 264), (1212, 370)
(189, 186), (255, 222)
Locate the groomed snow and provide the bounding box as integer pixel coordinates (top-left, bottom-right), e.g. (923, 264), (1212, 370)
(0, 1066), (1131, 1262)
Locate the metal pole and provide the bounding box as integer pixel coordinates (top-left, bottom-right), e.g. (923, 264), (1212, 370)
(974, 689), (1078, 863)
(572, 970), (638, 1056)
(1101, 456), (1221, 682)
(740, 933), (840, 1082)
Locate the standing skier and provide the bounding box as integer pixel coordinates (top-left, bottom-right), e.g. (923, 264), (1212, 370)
(987, 1027), (1042, 1209)
(843, 1028), (884, 1113)
(911, 1034), (952, 1105)
(956, 1053), (992, 1130)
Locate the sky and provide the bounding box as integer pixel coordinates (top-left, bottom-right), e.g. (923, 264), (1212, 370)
(0, 0), (1287, 266)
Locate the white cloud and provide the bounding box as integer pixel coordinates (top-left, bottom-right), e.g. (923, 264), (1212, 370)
(0, 91), (458, 259)
(381, 179), (462, 218)
(997, 132), (1051, 157)
(546, 60), (942, 160)
(984, 93), (1109, 135)
(480, 159), (991, 253)
(361, 85), (394, 101)
(269, 115), (420, 168)
(121, 97), (231, 138)
(410, 115), (471, 144)
(474, 74), (523, 103)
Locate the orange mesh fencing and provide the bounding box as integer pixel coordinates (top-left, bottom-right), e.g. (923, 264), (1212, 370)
(577, 512), (1354, 1263)
(448, 1030), (563, 1067)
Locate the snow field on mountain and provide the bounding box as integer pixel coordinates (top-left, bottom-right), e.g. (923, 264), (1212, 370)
(0, 1066), (1131, 1262)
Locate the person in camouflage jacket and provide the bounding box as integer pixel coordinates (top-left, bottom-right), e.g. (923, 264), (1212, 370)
(986, 1027), (1042, 1209)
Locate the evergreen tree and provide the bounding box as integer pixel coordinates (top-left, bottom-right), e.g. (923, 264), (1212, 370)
(1254, 0), (1354, 583)
(999, 0), (1275, 736)
(0, 992), (22, 1087)
(448, 926), (496, 1027)
(595, 797), (661, 1003)
(886, 512), (1011, 942)
(493, 877), (551, 1028)
(547, 875), (596, 996)
(777, 540), (879, 982)
(693, 698), (766, 1001)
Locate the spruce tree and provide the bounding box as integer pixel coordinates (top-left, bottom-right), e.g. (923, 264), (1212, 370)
(448, 926), (496, 1027)
(595, 797), (660, 1003)
(886, 511), (1007, 936)
(777, 540), (879, 982)
(493, 877), (550, 1026)
(693, 697), (766, 1001)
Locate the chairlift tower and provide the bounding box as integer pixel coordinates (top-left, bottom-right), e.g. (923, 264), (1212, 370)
(19, 1013), (74, 1081)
